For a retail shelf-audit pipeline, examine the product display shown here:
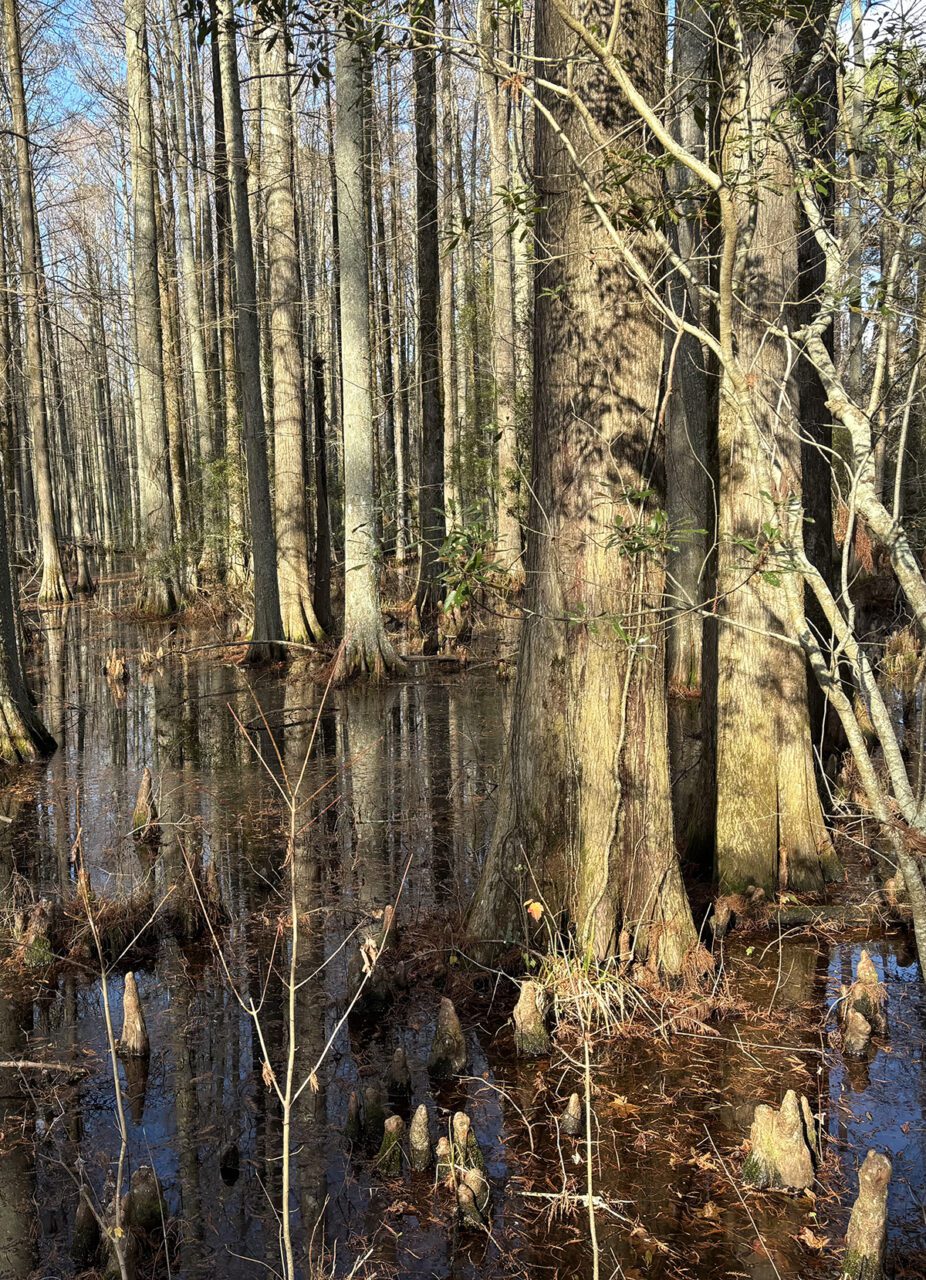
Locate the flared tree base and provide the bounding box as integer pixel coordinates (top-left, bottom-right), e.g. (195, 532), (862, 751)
(137, 572), (180, 619)
(0, 693), (55, 765)
(280, 589), (326, 648)
(38, 560), (72, 605)
(333, 626), (406, 684)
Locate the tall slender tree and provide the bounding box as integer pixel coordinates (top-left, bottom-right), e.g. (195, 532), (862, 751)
(713, 8), (840, 895)
(333, 7), (403, 680)
(3, 0), (70, 603)
(261, 17), (325, 645)
(125, 0), (181, 615)
(0, 462), (53, 763)
(411, 0), (446, 643)
(479, 0), (523, 587)
(216, 0), (284, 661)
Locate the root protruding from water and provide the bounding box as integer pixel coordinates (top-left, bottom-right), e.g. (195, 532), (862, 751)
(132, 766), (159, 842)
(362, 1085), (386, 1149)
(427, 996), (467, 1078)
(512, 979), (551, 1056)
(843, 1007), (873, 1058)
(559, 1092), (582, 1137)
(345, 1090), (362, 1144)
(845, 950), (888, 1036)
(742, 1089), (815, 1190)
(348, 905), (398, 1015)
(375, 1114), (405, 1176)
(386, 1046), (411, 1103)
(409, 1103), (431, 1171)
(842, 1150), (891, 1280)
(117, 972), (150, 1058)
(71, 1192), (100, 1267)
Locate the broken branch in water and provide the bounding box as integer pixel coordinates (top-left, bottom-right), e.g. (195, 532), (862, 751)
(0, 1059), (90, 1073)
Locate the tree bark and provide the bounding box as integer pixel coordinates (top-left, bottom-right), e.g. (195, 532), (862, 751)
(333, 8), (403, 679)
(479, 0), (523, 586)
(714, 16), (839, 895)
(468, 0), (697, 973)
(216, 0), (284, 661)
(2, 0), (70, 603)
(125, 0), (180, 615)
(665, 0), (712, 692)
(440, 0), (460, 524)
(411, 0), (446, 641)
(261, 18), (325, 644)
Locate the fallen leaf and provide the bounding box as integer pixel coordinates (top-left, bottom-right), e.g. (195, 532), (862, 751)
(796, 1226), (830, 1251)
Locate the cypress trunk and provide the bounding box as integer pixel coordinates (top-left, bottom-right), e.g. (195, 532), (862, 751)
(333, 7), (403, 679)
(411, 0), (446, 641)
(468, 0), (697, 973)
(216, 0), (284, 661)
(262, 19), (325, 644)
(3, 0), (70, 603)
(714, 15), (840, 895)
(125, 0), (180, 615)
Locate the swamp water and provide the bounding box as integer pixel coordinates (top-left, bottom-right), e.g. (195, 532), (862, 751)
(0, 598), (923, 1280)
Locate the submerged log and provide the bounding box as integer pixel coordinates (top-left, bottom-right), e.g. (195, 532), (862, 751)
(386, 1046), (411, 1102)
(375, 1114), (405, 1176)
(743, 1090), (815, 1190)
(559, 1093), (583, 1137)
(409, 1103), (431, 1171)
(132, 767), (159, 841)
(845, 951), (888, 1036)
(427, 997), (467, 1078)
(117, 973), (149, 1058)
(512, 980), (551, 1056)
(842, 1150), (892, 1280)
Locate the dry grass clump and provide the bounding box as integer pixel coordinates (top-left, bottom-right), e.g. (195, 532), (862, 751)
(537, 950), (651, 1034)
(882, 625), (922, 693)
(534, 942), (721, 1041)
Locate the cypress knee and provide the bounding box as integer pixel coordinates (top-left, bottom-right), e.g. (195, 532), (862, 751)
(842, 1151), (891, 1280)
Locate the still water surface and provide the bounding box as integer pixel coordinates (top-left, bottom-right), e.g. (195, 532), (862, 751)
(0, 598), (922, 1279)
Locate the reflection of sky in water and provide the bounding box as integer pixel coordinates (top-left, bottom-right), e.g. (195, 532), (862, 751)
(827, 942), (926, 1256)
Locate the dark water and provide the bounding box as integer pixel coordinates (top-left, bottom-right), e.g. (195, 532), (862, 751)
(0, 597), (923, 1279)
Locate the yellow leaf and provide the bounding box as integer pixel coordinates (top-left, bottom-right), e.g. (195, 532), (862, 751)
(692, 1201), (721, 1220)
(524, 899), (544, 923)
